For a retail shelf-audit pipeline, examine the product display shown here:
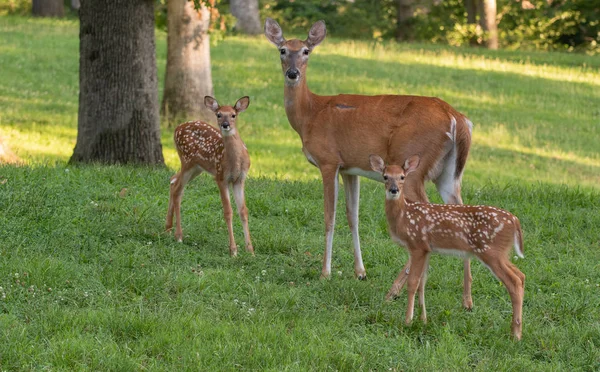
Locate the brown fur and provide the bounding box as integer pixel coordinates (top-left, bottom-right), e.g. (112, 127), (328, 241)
(165, 97), (253, 256)
(265, 19), (474, 292)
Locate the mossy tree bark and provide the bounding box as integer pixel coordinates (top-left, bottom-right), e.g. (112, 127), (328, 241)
(478, 0), (498, 50)
(161, 0), (214, 124)
(230, 0), (262, 35)
(71, 0), (164, 165)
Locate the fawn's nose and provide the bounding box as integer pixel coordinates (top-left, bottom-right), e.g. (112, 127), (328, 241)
(389, 187), (399, 195)
(221, 122), (230, 130)
(286, 68), (299, 80)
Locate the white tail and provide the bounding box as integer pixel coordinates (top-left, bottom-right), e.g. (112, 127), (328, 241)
(264, 18), (474, 304)
(370, 154), (525, 340)
(166, 96), (253, 257)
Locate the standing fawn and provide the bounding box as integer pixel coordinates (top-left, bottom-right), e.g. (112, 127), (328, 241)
(369, 154), (525, 340)
(166, 96), (253, 257)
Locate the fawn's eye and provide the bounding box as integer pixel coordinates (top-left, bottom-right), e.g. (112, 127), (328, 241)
(217, 113), (222, 118)
(303, 49), (310, 55)
(280, 49), (286, 55)
(232, 114), (236, 118)
(400, 176), (405, 180)
(383, 175), (388, 181)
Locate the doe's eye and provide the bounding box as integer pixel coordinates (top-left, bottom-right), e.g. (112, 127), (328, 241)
(280, 49), (286, 55)
(303, 49), (310, 55)
(383, 175), (388, 181)
(400, 176), (405, 180)
(232, 114), (236, 118)
(217, 113), (222, 118)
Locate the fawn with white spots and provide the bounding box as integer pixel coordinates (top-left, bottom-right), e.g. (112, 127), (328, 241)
(165, 96), (253, 256)
(369, 154), (525, 340)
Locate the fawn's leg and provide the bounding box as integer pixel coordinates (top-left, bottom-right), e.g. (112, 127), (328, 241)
(165, 173), (180, 232)
(386, 258), (411, 301)
(232, 178), (253, 254)
(341, 174), (365, 279)
(217, 180), (237, 257)
(405, 249), (429, 324)
(168, 165), (201, 242)
(480, 255), (525, 340)
(418, 257), (430, 323)
(320, 166), (340, 279)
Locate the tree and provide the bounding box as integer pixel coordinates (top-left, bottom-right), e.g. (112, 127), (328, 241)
(478, 0), (498, 49)
(465, 0), (478, 46)
(162, 0), (214, 124)
(70, 0), (164, 165)
(396, 0), (414, 41)
(230, 0), (262, 35)
(32, 0), (64, 17)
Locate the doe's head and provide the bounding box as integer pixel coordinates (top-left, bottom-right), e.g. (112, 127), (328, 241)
(204, 96), (250, 137)
(264, 18), (326, 86)
(369, 155), (420, 200)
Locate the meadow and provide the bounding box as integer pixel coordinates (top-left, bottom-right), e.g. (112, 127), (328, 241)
(1, 15), (600, 370)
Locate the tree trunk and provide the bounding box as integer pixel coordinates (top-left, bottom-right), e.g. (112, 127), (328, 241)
(478, 0), (498, 50)
(70, 0), (164, 165)
(0, 136), (19, 164)
(465, 0), (478, 46)
(162, 0), (214, 124)
(32, 0), (64, 17)
(230, 0), (262, 35)
(395, 0), (414, 42)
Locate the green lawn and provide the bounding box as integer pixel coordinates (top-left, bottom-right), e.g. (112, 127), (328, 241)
(1, 15), (600, 370)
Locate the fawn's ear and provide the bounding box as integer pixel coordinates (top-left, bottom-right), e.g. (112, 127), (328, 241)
(403, 155), (420, 175)
(234, 96), (250, 113)
(204, 96), (219, 113)
(306, 20), (326, 49)
(369, 154), (385, 174)
(265, 18), (285, 47)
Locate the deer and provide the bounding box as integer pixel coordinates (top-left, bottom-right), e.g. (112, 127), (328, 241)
(264, 18), (476, 309)
(369, 154), (525, 340)
(165, 96), (253, 257)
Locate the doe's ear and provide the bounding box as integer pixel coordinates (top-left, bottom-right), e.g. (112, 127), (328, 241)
(369, 154), (385, 174)
(265, 18), (285, 47)
(403, 155), (420, 175)
(235, 96), (250, 113)
(306, 20), (326, 49)
(204, 96), (219, 113)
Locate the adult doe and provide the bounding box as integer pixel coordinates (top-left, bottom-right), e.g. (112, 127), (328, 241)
(166, 96), (253, 256)
(370, 154), (525, 340)
(264, 18), (475, 309)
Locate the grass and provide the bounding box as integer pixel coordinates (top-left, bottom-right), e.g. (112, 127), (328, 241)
(1, 15), (600, 370)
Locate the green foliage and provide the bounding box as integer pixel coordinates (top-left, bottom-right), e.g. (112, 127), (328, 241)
(260, 0), (396, 39)
(0, 0), (30, 16)
(409, 0), (600, 53)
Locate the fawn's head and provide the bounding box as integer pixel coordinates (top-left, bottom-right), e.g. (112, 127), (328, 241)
(264, 18), (326, 87)
(204, 96), (250, 137)
(369, 155), (420, 200)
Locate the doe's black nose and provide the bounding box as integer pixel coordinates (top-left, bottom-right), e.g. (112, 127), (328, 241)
(286, 69), (299, 79)
(390, 188), (399, 195)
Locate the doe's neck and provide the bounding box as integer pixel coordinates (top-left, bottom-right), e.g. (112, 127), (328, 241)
(284, 78), (316, 134)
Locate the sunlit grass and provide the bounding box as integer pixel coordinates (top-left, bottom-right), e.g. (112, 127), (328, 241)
(1, 16), (599, 191)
